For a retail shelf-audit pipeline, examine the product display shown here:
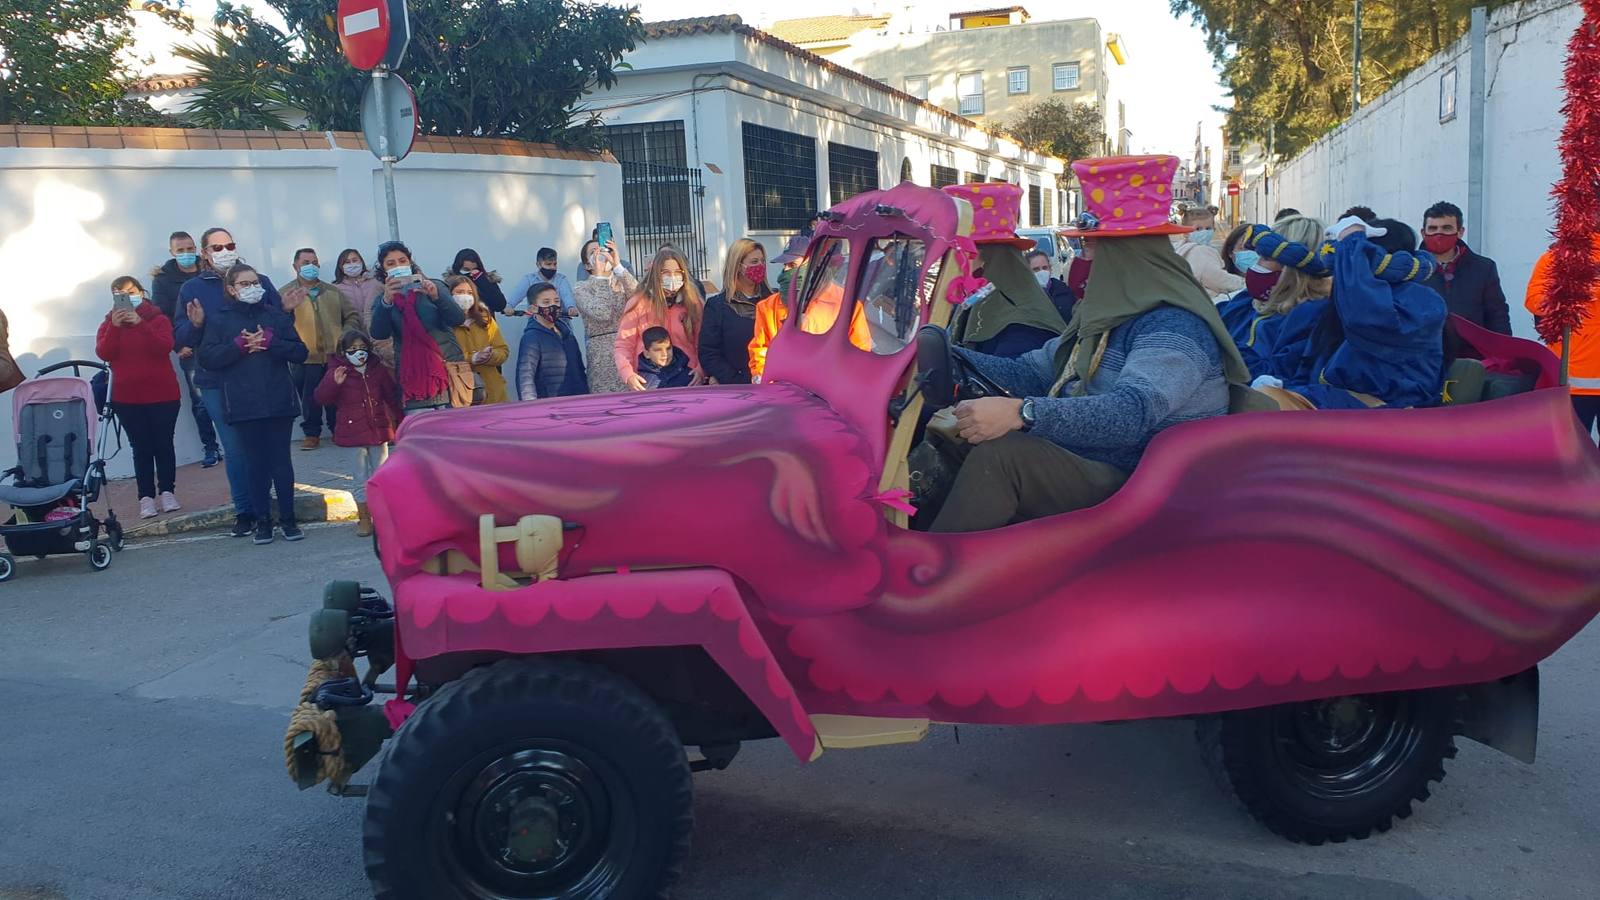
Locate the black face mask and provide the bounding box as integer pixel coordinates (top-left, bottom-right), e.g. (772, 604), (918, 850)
(539, 266), (557, 279)
(536, 305), (561, 322)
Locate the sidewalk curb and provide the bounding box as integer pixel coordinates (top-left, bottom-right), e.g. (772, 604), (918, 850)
(124, 484), (358, 538)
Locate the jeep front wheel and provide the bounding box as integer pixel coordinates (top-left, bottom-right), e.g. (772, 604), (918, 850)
(1197, 688), (1458, 845)
(364, 658), (694, 899)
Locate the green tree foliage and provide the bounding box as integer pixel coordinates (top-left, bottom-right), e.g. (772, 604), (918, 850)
(1172, 0), (1515, 157)
(0, 0), (184, 125)
(193, 0), (644, 146)
(1004, 100), (1106, 163)
(175, 16), (294, 130)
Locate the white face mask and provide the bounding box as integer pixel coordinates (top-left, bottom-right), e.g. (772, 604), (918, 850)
(346, 350), (369, 368)
(236, 284), (265, 305)
(1032, 270), (1050, 287)
(452, 292), (475, 311)
(342, 262), (365, 278)
(386, 265), (413, 279)
(211, 249), (240, 271)
(660, 274), (685, 294)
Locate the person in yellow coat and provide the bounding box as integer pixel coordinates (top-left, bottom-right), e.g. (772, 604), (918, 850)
(445, 276), (511, 404)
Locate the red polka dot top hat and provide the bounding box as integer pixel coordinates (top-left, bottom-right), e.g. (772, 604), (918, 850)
(1057, 154), (1191, 238)
(941, 181), (1038, 250)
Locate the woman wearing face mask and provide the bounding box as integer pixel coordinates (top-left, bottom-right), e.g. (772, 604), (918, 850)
(572, 239), (637, 393)
(197, 263), (309, 545)
(516, 283), (590, 400)
(698, 238), (770, 385)
(1215, 216), (1332, 379)
(368, 241), (467, 411)
(1173, 208), (1246, 301)
(333, 248), (394, 370)
(314, 331), (400, 537)
(614, 249), (706, 392)
(446, 276), (511, 405)
(96, 275), (182, 519)
(446, 249), (509, 315)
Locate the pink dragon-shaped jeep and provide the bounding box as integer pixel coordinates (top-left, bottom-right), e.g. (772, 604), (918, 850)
(294, 183), (1600, 900)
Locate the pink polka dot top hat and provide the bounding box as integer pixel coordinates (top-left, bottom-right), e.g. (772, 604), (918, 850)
(940, 181), (1039, 250)
(1058, 154), (1191, 238)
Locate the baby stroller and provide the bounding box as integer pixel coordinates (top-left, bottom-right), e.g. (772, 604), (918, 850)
(0, 360), (124, 581)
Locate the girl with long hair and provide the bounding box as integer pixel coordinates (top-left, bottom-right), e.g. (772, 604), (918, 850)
(613, 248), (705, 391)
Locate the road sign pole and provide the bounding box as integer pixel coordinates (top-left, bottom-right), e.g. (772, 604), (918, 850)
(373, 65), (401, 241)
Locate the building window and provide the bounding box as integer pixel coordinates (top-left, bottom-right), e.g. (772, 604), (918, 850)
(1028, 184), (1042, 227)
(1042, 185), (1054, 225)
(931, 164), (959, 188)
(742, 122), (818, 231)
(604, 120), (687, 167)
(1228, 148), (1242, 167)
(958, 72), (984, 115)
(905, 75), (930, 101)
(965, 172), (985, 184)
(1007, 67), (1029, 95)
(1439, 66), (1458, 123)
(1052, 62), (1080, 91)
(828, 142), (880, 204)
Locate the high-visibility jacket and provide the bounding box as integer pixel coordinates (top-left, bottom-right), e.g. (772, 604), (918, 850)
(1525, 237), (1600, 395)
(747, 286), (871, 380)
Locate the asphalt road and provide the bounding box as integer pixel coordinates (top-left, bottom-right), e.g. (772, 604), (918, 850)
(1, 528), (1597, 900)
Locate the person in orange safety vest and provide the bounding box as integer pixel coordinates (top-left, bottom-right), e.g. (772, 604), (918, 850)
(1525, 233), (1600, 433)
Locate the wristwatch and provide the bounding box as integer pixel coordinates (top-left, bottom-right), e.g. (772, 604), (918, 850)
(1019, 398), (1037, 431)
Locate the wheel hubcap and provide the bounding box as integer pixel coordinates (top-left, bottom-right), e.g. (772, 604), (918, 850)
(1274, 693), (1421, 801)
(441, 746), (625, 898)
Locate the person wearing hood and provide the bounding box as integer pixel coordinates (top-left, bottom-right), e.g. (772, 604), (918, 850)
(446, 248), (510, 315)
(1026, 249), (1077, 322)
(1257, 217), (1446, 410)
(942, 183), (1068, 358)
(699, 238), (771, 385)
(1214, 216), (1332, 379)
(196, 263), (309, 545)
(174, 227), (283, 537)
(1174, 206), (1245, 301)
(313, 330), (400, 537)
(368, 241), (467, 412)
(150, 230), (220, 468)
(930, 156), (1242, 533)
(1419, 201), (1511, 334)
(281, 247), (360, 449)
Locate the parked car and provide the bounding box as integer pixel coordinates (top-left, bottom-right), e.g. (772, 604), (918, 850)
(289, 182), (1600, 900)
(1016, 226), (1073, 276)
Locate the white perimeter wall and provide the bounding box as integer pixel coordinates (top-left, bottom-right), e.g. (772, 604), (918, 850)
(0, 142), (624, 474)
(1245, 0), (1581, 339)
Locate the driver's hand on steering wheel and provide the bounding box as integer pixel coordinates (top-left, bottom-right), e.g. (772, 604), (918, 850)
(955, 397), (1025, 444)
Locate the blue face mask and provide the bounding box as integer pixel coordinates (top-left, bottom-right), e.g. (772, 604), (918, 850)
(1233, 249), (1260, 271)
(1188, 228), (1215, 246)
(299, 264), (320, 281)
(175, 252), (199, 268)
(386, 265), (413, 278)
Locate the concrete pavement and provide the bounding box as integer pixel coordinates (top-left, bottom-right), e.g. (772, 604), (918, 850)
(0, 530), (1596, 899)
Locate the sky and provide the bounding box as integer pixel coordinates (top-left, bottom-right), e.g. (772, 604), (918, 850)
(634, 0), (1233, 177)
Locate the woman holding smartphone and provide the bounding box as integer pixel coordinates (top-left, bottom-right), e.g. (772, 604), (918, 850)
(368, 241), (466, 412)
(572, 239), (635, 393)
(96, 275), (183, 519)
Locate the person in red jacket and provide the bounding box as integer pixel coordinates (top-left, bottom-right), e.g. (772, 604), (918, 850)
(314, 330), (401, 536)
(96, 275), (183, 518)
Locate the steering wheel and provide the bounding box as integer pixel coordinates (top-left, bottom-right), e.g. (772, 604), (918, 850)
(914, 325), (1009, 412)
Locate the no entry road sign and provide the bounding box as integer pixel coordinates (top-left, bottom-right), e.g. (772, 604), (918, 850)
(339, 0), (410, 70)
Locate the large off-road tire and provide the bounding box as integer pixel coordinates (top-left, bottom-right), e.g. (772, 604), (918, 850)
(1197, 688), (1458, 845)
(364, 658), (694, 900)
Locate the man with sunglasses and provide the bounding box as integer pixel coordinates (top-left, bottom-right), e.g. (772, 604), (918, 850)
(174, 227), (283, 538)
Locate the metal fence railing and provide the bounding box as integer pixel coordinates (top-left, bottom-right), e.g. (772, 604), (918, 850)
(619, 160), (709, 281)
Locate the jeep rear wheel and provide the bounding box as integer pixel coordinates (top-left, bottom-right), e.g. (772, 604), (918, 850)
(364, 659), (693, 900)
(1198, 688), (1458, 845)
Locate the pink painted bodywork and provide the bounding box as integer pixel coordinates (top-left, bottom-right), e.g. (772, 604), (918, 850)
(366, 185), (1600, 761)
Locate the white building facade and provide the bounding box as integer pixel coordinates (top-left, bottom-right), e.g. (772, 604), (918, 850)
(584, 16), (1067, 281)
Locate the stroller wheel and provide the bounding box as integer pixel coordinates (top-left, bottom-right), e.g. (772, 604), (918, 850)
(106, 519), (126, 552)
(0, 553), (14, 582)
(87, 541), (113, 572)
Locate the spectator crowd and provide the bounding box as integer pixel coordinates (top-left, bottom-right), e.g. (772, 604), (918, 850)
(68, 179), (1600, 544)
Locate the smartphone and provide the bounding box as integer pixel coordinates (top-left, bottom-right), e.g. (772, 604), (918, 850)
(112, 292), (134, 312)
(596, 222), (613, 248)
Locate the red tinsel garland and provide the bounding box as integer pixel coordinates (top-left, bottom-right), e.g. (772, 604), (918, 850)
(1540, 0), (1600, 346)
